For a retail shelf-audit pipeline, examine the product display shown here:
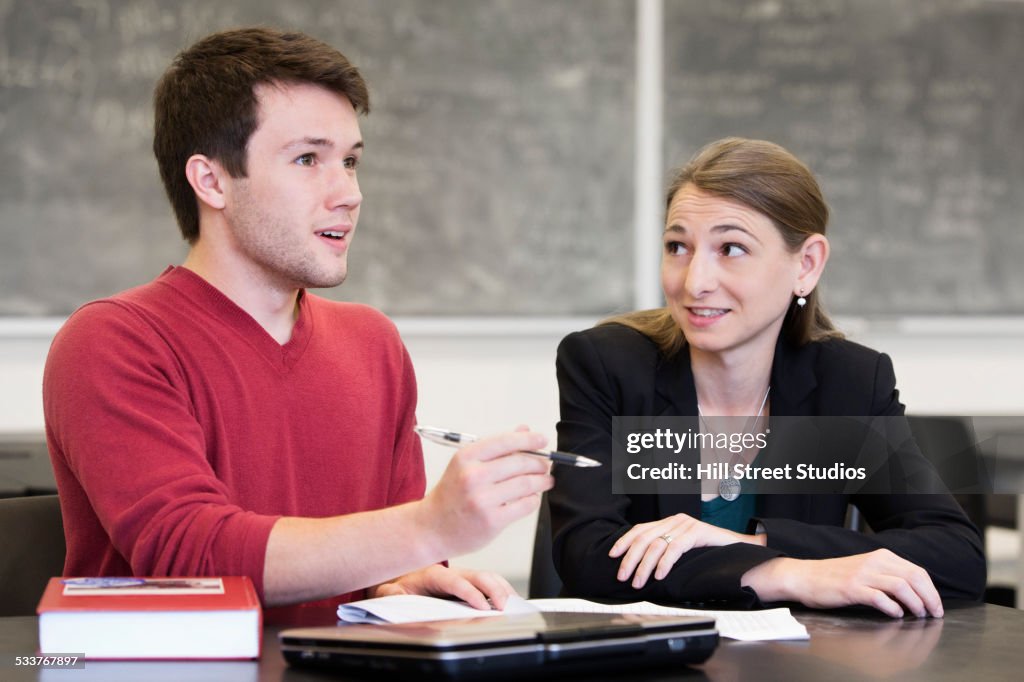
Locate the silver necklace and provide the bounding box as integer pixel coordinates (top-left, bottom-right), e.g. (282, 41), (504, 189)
(697, 385), (770, 502)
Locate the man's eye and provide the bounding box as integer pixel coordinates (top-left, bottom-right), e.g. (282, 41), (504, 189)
(344, 156), (360, 170)
(295, 153), (316, 167)
(664, 241), (687, 256)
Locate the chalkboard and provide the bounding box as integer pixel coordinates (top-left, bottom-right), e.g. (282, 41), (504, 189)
(665, 0), (1024, 315)
(0, 0), (635, 316)
(5, 1), (1023, 318)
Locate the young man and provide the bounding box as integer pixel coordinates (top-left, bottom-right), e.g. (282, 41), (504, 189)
(42, 27), (553, 620)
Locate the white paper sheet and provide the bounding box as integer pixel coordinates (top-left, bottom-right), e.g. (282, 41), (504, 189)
(336, 594), (808, 641)
(337, 594), (538, 624)
(529, 598), (809, 641)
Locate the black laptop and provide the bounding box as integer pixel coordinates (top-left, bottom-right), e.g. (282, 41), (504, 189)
(280, 611), (718, 680)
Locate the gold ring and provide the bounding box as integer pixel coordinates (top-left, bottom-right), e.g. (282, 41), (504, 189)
(659, 534), (673, 544)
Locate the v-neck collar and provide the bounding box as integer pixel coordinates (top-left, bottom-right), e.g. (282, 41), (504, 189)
(653, 332), (819, 419)
(158, 266), (314, 372)
(652, 333), (820, 517)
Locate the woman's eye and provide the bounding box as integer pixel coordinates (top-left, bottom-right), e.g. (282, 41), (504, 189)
(295, 153), (316, 167)
(723, 243), (747, 257)
(665, 241), (688, 256)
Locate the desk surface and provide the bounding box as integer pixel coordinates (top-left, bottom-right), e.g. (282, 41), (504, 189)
(2, 601), (1022, 681)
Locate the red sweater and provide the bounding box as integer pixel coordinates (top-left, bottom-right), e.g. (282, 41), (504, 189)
(43, 267), (425, 610)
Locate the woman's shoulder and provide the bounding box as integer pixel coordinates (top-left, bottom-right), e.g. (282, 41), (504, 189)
(556, 323), (668, 409)
(806, 336), (890, 375)
(557, 323), (667, 387)
(800, 337), (898, 413)
(559, 322), (661, 361)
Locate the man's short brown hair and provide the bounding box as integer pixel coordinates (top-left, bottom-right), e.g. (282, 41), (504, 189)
(153, 27), (370, 243)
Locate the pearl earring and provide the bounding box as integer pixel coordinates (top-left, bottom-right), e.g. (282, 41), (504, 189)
(796, 289), (807, 307)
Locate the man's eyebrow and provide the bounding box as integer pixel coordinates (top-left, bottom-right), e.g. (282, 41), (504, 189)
(281, 137), (333, 151)
(280, 138), (364, 152)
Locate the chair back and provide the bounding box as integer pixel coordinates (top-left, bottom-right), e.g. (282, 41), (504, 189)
(907, 415), (992, 529)
(528, 492), (563, 598)
(0, 495), (65, 616)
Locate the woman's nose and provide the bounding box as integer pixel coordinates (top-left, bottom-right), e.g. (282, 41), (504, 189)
(684, 252), (718, 298)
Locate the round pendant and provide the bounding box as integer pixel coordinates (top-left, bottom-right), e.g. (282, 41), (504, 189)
(719, 477), (741, 502)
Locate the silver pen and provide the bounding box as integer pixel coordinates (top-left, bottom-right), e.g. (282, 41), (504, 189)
(414, 426), (602, 468)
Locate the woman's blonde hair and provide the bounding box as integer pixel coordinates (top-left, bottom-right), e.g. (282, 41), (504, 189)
(606, 137), (842, 356)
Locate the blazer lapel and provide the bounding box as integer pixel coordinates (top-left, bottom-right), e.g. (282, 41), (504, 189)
(653, 349), (701, 518)
(764, 337), (819, 522)
(654, 348), (697, 417)
(769, 336), (818, 417)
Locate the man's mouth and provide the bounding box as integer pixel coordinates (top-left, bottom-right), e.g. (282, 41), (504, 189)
(316, 230), (347, 241)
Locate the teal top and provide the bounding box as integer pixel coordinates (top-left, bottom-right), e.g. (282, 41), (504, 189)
(701, 493), (757, 534)
(702, 446), (765, 533)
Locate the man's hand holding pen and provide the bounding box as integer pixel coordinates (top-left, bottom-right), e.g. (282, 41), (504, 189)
(417, 428), (554, 557)
(416, 426), (601, 468)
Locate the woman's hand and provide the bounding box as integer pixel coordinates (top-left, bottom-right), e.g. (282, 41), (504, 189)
(741, 549), (943, 618)
(609, 513), (763, 588)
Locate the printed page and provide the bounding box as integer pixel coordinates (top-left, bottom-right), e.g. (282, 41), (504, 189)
(337, 594), (539, 624)
(529, 598), (809, 641)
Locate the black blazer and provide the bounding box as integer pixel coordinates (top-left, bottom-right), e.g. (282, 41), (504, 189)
(551, 323), (985, 607)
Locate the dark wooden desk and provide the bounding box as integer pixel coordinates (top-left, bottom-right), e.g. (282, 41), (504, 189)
(2, 602), (1023, 681)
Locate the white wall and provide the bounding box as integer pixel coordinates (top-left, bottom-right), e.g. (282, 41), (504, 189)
(4, 316), (1023, 585)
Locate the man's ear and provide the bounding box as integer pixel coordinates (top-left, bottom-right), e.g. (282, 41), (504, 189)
(184, 154), (228, 210)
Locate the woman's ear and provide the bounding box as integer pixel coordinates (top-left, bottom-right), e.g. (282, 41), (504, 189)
(184, 154), (227, 211)
(795, 234), (829, 296)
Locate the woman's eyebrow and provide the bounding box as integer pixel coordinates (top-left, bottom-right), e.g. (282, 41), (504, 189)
(663, 222), (763, 245)
(711, 223), (762, 244)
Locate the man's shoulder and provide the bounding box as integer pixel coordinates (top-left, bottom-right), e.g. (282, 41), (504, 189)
(305, 295), (401, 339)
(45, 280), (183, 387)
(57, 280), (168, 340)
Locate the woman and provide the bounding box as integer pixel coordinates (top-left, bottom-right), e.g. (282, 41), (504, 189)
(550, 138), (984, 618)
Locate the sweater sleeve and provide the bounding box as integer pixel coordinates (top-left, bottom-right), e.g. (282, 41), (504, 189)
(387, 339), (427, 506)
(550, 330), (784, 607)
(755, 352), (986, 600)
(43, 301), (279, 597)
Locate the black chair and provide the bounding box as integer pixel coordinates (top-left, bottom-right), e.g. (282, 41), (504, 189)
(528, 493), (563, 598)
(907, 415), (1018, 606)
(906, 415), (1017, 532)
(0, 494), (66, 616)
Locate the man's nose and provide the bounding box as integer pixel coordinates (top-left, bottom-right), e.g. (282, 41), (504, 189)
(327, 166), (361, 211)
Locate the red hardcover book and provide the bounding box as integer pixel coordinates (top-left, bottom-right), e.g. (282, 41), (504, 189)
(37, 576), (262, 659)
